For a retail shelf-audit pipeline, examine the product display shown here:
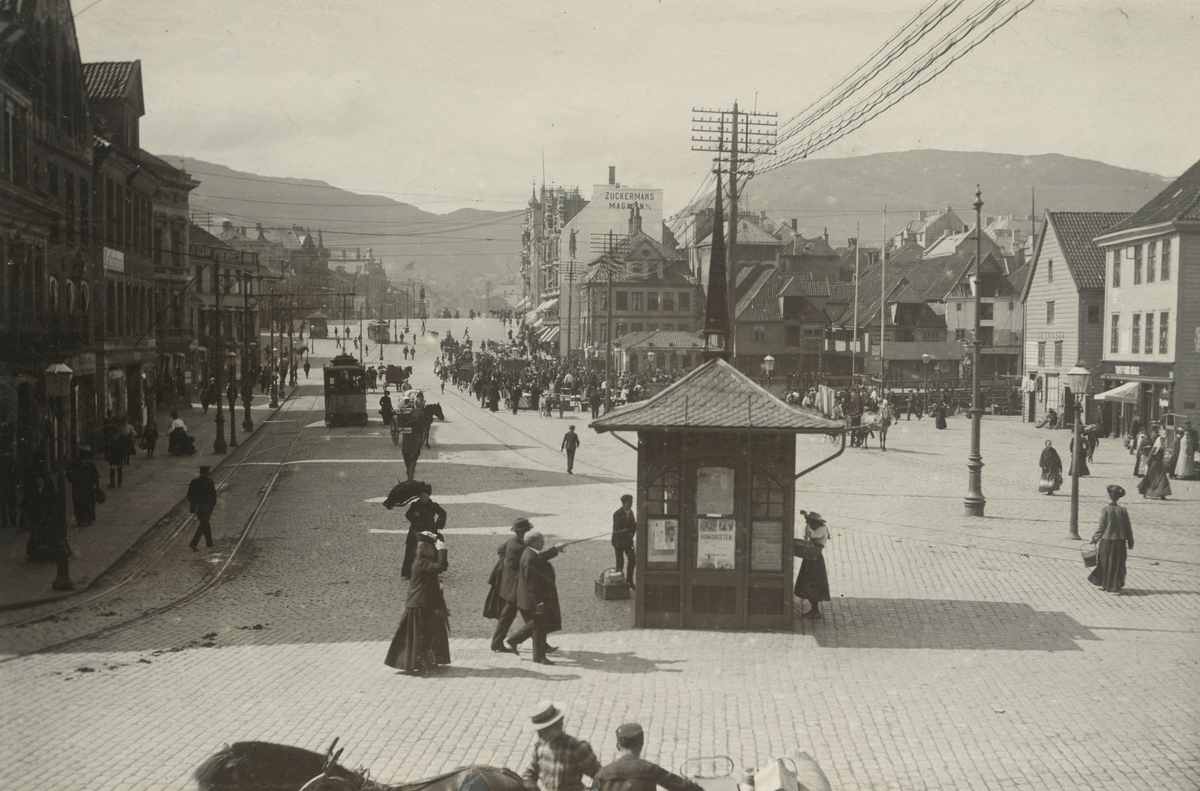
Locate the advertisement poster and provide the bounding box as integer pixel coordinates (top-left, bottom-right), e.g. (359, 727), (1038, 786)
(648, 518), (678, 564)
(751, 520), (783, 571)
(696, 517), (736, 569)
(695, 466), (735, 516)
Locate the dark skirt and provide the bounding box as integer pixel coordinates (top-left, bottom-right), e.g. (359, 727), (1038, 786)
(1039, 468), (1063, 494)
(1087, 539), (1127, 592)
(1068, 456), (1089, 477)
(384, 606), (450, 673)
(26, 520), (71, 563)
(71, 485), (96, 526)
(1137, 460), (1171, 498)
(935, 413), (948, 430)
(793, 553), (831, 602)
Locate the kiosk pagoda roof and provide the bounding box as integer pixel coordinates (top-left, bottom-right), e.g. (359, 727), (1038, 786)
(591, 358), (843, 434)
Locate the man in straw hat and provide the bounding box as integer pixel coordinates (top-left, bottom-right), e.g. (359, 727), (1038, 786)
(593, 723), (704, 791)
(521, 701), (600, 791)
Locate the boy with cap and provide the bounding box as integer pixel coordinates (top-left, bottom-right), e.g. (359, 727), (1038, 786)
(593, 723), (704, 791)
(489, 517), (533, 652)
(612, 495), (636, 589)
(187, 466), (218, 551)
(521, 701), (600, 791)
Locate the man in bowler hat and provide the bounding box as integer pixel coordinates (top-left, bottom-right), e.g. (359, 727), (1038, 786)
(187, 466), (218, 551)
(593, 723), (704, 791)
(488, 517), (533, 652)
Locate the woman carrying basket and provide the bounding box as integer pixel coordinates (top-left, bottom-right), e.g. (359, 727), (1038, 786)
(1088, 485), (1134, 594)
(794, 511), (831, 620)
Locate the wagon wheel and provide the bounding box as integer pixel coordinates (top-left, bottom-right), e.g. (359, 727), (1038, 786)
(391, 417), (400, 446)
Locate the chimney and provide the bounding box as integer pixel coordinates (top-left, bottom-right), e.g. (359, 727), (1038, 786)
(791, 219), (798, 232)
(608, 166), (616, 185)
(222, 220), (233, 232)
(823, 227), (829, 244)
(760, 211), (767, 222)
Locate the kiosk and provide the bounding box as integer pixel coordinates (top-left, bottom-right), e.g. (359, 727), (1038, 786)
(591, 358), (844, 630)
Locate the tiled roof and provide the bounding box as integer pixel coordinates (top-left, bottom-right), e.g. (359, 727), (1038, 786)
(700, 220), (783, 248)
(827, 283), (856, 303)
(590, 358), (844, 433)
(1100, 159), (1200, 234)
(779, 276), (829, 298)
(1045, 212), (1131, 290)
(82, 61), (138, 101)
(619, 330), (703, 350)
(735, 269), (779, 322)
(780, 235), (839, 258)
(900, 252), (972, 300)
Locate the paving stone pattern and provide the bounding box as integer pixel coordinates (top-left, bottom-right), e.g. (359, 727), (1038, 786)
(1, 319), (1198, 791)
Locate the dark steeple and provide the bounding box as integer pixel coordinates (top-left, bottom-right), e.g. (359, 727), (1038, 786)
(702, 165), (730, 361)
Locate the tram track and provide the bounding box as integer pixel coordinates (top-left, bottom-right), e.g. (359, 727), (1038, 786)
(0, 389), (323, 662)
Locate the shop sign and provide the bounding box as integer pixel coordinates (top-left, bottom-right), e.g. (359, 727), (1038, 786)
(696, 517), (736, 570)
(103, 247), (124, 272)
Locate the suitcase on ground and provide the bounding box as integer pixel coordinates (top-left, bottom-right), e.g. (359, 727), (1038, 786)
(595, 568), (631, 600)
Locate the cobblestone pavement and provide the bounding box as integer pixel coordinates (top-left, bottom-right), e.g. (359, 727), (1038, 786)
(2, 318), (1198, 791)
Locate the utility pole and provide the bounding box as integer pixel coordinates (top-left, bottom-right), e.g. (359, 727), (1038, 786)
(212, 262), (227, 454)
(692, 103), (776, 366)
(852, 224), (860, 380)
(964, 186), (987, 517)
(881, 207), (887, 391)
(242, 271), (254, 432)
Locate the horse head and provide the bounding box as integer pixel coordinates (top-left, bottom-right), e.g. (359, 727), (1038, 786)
(194, 741), (376, 791)
(427, 403), (446, 422)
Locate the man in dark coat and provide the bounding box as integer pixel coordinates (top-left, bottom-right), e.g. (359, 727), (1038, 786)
(506, 531), (563, 665)
(561, 426), (580, 474)
(487, 517), (534, 652)
(593, 724), (704, 791)
(612, 494), (636, 588)
(402, 484), (446, 578)
(512, 384), (523, 415)
(187, 466), (218, 551)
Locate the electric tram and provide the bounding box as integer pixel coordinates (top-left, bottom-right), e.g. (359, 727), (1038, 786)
(367, 320), (391, 344)
(323, 353), (368, 426)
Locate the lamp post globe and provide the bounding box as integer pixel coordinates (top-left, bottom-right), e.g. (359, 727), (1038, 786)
(764, 354), (776, 387)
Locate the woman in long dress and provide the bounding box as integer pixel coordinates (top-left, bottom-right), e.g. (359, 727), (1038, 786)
(934, 401), (948, 430)
(1137, 426), (1172, 500)
(793, 511), (831, 619)
(1178, 422), (1198, 480)
(1038, 439), (1063, 495)
(1089, 485), (1134, 593)
(384, 530), (450, 674)
(25, 473), (68, 562)
(1068, 436), (1089, 477)
(67, 447), (101, 526)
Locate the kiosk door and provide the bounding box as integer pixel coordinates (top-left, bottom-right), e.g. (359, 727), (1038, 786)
(685, 464), (745, 629)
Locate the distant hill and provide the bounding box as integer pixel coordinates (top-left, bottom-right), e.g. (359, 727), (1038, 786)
(735, 150), (1169, 247)
(168, 158), (525, 307)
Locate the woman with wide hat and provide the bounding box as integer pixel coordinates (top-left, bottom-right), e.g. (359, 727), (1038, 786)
(385, 530), (450, 674)
(1089, 485), (1134, 593)
(793, 510), (831, 619)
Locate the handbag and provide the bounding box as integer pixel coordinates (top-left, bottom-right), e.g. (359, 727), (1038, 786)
(1081, 543), (1098, 568)
(94, 486), (106, 505)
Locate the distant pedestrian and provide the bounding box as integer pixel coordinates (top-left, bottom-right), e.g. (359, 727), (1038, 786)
(593, 723), (704, 791)
(561, 425), (580, 474)
(521, 702), (600, 791)
(384, 529), (450, 674)
(187, 466), (218, 551)
(934, 401), (948, 430)
(612, 494), (636, 589)
(142, 421), (159, 459)
(402, 484), (446, 578)
(1137, 425), (1172, 500)
(67, 447), (101, 526)
(1069, 436), (1089, 477)
(506, 531), (564, 664)
(590, 389), (601, 419)
(1038, 439), (1063, 495)
(24, 472), (66, 562)
(303, 360), (311, 378)
(104, 421), (126, 489)
(486, 517), (533, 652)
(1089, 485), (1134, 593)
(512, 384), (523, 415)
(199, 383), (211, 414)
(793, 510), (830, 619)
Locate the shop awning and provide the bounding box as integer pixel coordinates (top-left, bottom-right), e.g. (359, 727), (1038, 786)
(539, 326), (560, 342)
(536, 297), (559, 313)
(1093, 381), (1140, 403)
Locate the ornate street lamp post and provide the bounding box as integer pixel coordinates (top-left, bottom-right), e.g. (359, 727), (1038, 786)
(764, 354), (776, 388)
(921, 352), (931, 415)
(1066, 361), (1093, 540)
(964, 186), (987, 517)
(46, 362), (74, 590)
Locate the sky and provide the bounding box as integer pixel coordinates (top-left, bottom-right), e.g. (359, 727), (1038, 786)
(73, 0), (1199, 215)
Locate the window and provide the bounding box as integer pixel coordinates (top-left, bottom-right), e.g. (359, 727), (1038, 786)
(956, 302), (962, 311)
(1147, 241), (1157, 283)
(64, 172), (75, 245)
(647, 292), (659, 311)
(1037, 341), (1046, 367)
(1008, 301), (1014, 310)
(1045, 300), (1055, 325)
(631, 292), (643, 311)
(1110, 314), (1120, 354)
(631, 323), (643, 333)
(661, 292), (674, 312)
(955, 328), (966, 341)
(1111, 250), (1120, 287)
(1047, 259), (1053, 283)
(615, 291), (628, 310)
(753, 325), (766, 342)
(80, 178), (90, 249)
(646, 323), (657, 331)
(785, 326), (800, 347)
(2, 97), (29, 186)
(1161, 238), (1171, 280)
(678, 324), (689, 331)
(1159, 312), (1169, 354)
(1132, 245), (1142, 284)
(1131, 313), (1141, 354)
(1053, 340), (1063, 367)
(678, 292), (690, 312)
(1144, 312), (1154, 354)
(980, 302), (994, 320)
(1087, 305), (1100, 324)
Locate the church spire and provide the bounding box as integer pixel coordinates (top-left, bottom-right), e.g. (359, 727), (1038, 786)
(702, 162), (730, 362)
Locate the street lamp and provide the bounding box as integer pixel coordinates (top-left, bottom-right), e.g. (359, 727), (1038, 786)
(1066, 361), (1093, 540)
(922, 352), (931, 414)
(764, 354), (776, 388)
(45, 362), (74, 590)
(964, 186), (987, 517)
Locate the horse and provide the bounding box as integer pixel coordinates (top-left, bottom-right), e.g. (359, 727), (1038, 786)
(422, 403), (446, 449)
(859, 404), (893, 451)
(194, 739), (526, 791)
